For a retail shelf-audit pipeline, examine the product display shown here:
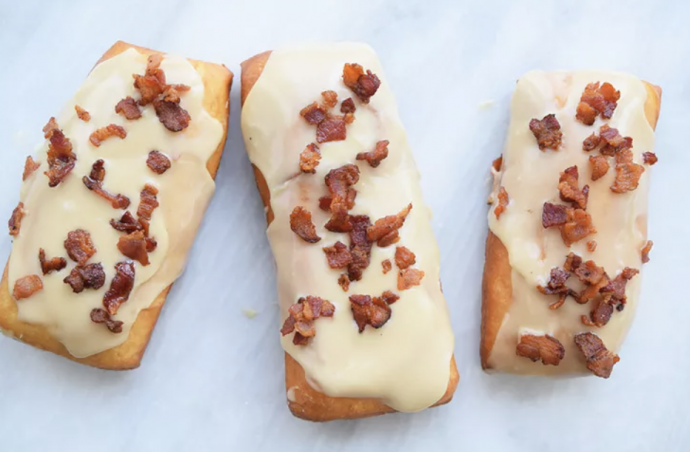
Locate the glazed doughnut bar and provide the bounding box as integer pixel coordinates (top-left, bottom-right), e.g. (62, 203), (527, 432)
(482, 71), (661, 377)
(0, 41), (232, 369)
(241, 44), (458, 421)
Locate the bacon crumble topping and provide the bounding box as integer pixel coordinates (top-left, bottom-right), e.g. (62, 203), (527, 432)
(321, 90), (338, 109)
(342, 63), (381, 104)
(64, 229), (96, 266)
(367, 204), (412, 247)
(611, 159), (645, 194)
(642, 152), (658, 165)
(90, 308), (123, 333)
(582, 133), (601, 151)
(89, 124), (127, 147)
(290, 206), (321, 243)
(137, 184), (159, 234)
(561, 208), (596, 247)
(558, 166), (589, 209)
(542, 202), (568, 228)
(83, 160), (131, 209)
(154, 98), (191, 132)
(574, 332), (619, 378)
(8, 202), (24, 237)
(537, 267), (577, 309)
(147, 150), (172, 174)
(340, 97), (356, 114)
(75, 105), (91, 122)
(356, 140), (389, 168)
(117, 230), (151, 266)
(350, 293), (392, 332)
(23, 156), (40, 181)
(110, 211), (143, 234)
(38, 248), (66, 275)
(529, 114), (562, 151)
(347, 214), (373, 282)
(44, 119), (77, 187)
(494, 187), (509, 219)
(589, 155), (610, 181)
(516, 334), (565, 366)
(323, 241), (352, 269)
(115, 97), (142, 120)
(281, 296), (335, 345)
(599, 267), (638, 306)
(338, 274), (350, 292)
(382, 259), (392, 274)
(64, 263), (106, 293)
(299, 143), (321, 174)
(300, 102), (327, 125)
(317, 117), (347, 143)
(103, 261), (136, 315)
(324, 164), (360, 232)
(395, 246), (416, 270)
(12, 275), (43, 300)
(641, 240), (653, 263)
(587, 240), (597, 252)
(398, 268), (425, 291)
(576, 82), (620, 125)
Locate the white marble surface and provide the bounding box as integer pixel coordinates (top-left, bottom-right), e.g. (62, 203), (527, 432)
(0, 0), (689, 451)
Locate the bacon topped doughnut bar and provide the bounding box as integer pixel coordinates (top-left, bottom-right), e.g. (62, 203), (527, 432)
(241, 44), (458, 421)
(0, 41), (232, 369)
(483, 71), (661, 378)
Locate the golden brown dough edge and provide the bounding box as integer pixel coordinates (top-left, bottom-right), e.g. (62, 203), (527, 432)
(240, 51), (459, 421)
(480, 81), (662, 370)
(0, 41), (233, 370)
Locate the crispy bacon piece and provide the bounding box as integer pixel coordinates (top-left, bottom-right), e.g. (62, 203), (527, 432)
(382, 290), (400, 305)
(582, 133), (601, 151)
(300, 102), (327, 125)
(8, 202), (24, 237)
(599, 125), (632, 156)
(516, 334), (565, 366)
(115, 96), (142, 120)
(367, 204), (413, 247)
(43, 117), (59, 138)
(75, 105), (91, 122)
(137, 184), (159, 231)
(147, 150), (171, 174)
(338, 274), (350, 292)
(641, 240), (653, 263)
(579, 273), (610, 304)
(642, 152), (658, 165)
(356, 140), (389, 168)
(600, 267), (639, 304)
(574, 332), (619, 378)
(23, 156), (40, 181)
(611, 161), (645, 193)
(117, 230), (150, 266)
(537, 267), (578, 309)
(563, 252), (583, 272)
(133, 54), (166, 105)
(589, 155), (610, 181)
(494, 187), (509, 219)
(587, 240), (597, 252)
(38, 248), (66, 275)
(89, 124), (126, 147)
(45, 127), (77, 187)
(395, 246), (416, 270)
(12, 275), (43, 300)
(290, 206), (321, 243)
(561, 208), (596, 247)
(340, 97), (356, 114)
(103, 261), (136, 315)
(574, 260), (605, 285)
(318, 196), (332, 212)
(398, 268), (425, 291)
(558, 166), (588, 209)
(154, 99), (191, 132)
(382, 259), (392, 274)
(350, 294), (391, 332)
(324, 164), (360, 233)
(90, 308), (123, 334)
(321, 90), (338, 109)
(542, 202), (569, 228)
(323, 241), (352, 269)
(110, 211), (143, 234)
(83, 160), (131, 209)
(64, 229), (96, 265)
(529, 114), (562, 151)
(316, 117), (347, 143)
(582, 297), (614, 328)
(342, 63), (381, 103)
(281, 296), (335, 345)
(492, 155), (503, 172)
(63, 263), (105, 293)
(299, 143), (321, 174)
(576, 82), (620, 125)
(347, 215), (373, 281)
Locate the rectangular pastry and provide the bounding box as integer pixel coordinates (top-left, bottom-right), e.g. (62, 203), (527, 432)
(482, 71), (661, 377)
(240, 44), (458, 421)
(0, 41), (232, 370)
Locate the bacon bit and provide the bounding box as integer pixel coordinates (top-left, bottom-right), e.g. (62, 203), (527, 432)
(574, 332), (619, 378)
(537, 267), (570, 295)
(137, 184), (159, 230)
(641, 240), (653, 263)
(340, 97), (356, 114)
(38, 249), (66, 275)
(542, 202), (569, 228)
(582, 297), (614, 328)
(281, 296), (335, 345)
(615, 149), (634, 165)
(599, 125), (632, 156)
(145, 236), (157, 252)
(323, 241), (352, 269)
(382, 290), (400, 305)
(316, 117), (347, 143)
(117, 230), (150, 266)
(350, 294), (391, 332)
(347, 215), (373, 281)
(115, 97), (142, 120)
(12, 275), (43, 300)
(576, 82), (620, 125)
(583, 133), (601, 151)
(395, 246), (416, 270)
(321, 90), (338, 109)
(299, 143), (321, 174)
(75, 105), (91, 122)
(643, 152), (658, 165)
(492, 155), (503, 172)
(356, 140), (390, 168)
(89, 124), (126, 147)
(589, 155), (610, 181)
(154, 99), (191, 132)
(147, 150), (171, 175)
(558, 166), (588, 209)
(43, 117), (59, 138)
(338, 274), (350, 292)
(529, 114), (562, 151)
(133, 54), (166, 105)
(398, 268), (425, 291)
(90, 308), (123, 334)
(300, 102), (327, 125)
(600, 267), (639, 303)
(318, 196), (332, 212)
(22, 156), (40, 181)
(564, 252), (583, 272)
(367, 204), (413, 247)
(64, 229), (96, 265)
(587, 240), (597, 252)
(103, 261), (136, 315)
(494, 187), (509, 219)
(342, 63), (381, 104)
(382, 259), (392, 274)
(63, 263), (105, 293)
(516, 334), (565, 366)
(8, 202), (24, 237)
(611, 161), (645, 193)
(45, 127), (76, 187)
(579, 273), (610, 304)
(343, 112), (355, 124)
(561, 208), (596, 247)
(83, 160), (131, 209)
(324, 164), (360, 233)
(574, 260), (605, 285)
(109, 211), (142, 234)
(290, 206), (321, 243)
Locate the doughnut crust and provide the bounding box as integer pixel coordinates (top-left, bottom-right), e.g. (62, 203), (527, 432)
(0, 41), (232, 370)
